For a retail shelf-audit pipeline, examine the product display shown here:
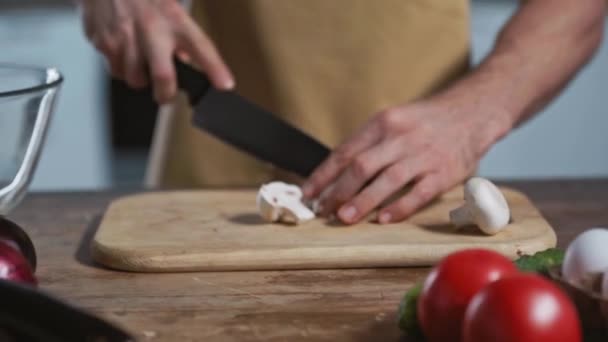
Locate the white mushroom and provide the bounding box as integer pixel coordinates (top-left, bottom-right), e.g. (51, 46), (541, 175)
(256, 181), (315, 224)
(449, 177), (510, 235)
(562, 228), (608, 291)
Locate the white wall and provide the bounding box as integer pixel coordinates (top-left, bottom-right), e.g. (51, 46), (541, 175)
(473, 1), (608, 179)
(0, 8), (111, 191)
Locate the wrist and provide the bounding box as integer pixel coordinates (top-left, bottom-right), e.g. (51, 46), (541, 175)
(433, 72), (517, 156)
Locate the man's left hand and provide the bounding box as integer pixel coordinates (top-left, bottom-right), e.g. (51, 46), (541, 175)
(302, 94), (510, 225)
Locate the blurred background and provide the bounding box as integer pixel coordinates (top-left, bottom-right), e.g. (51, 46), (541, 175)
(1, 0), (607, 192)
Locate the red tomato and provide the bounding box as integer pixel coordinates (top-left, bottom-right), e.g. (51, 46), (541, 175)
(463, 273), (581, 342)
(418, 249), (517, 342)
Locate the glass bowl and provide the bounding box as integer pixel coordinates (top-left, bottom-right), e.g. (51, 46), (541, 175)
(0, 64), (63, 215)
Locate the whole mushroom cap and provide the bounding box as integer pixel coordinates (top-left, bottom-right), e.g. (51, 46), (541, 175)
(562, 228), (608, 290)
(465, 177), (510, 233)
(449, 177), (511, 235)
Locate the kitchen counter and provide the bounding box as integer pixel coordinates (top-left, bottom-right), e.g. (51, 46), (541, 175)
(7, 180), (608, 341)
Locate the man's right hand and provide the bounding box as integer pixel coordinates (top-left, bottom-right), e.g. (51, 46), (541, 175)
(77, 0), (235, 103)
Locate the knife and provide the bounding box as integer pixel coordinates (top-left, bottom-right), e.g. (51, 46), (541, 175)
(0, 280), (134, 341)
(171, 58), (331, 178)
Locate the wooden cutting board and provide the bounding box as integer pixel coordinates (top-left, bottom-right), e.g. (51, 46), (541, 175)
(91, 187), (557, 272)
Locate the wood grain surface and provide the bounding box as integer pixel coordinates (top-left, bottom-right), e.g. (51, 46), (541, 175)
(7, 180), (608, 341)
(91, 186), (556, 272)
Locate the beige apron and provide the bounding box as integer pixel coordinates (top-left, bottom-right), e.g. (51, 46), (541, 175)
(154, 0), (470, 188)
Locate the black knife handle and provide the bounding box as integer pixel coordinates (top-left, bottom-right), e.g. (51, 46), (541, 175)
(174, 57), (211, 105)
(138, 57), (211, 104)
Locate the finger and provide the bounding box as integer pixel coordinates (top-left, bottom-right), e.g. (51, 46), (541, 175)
(302, 121), (383, 199)
(178, 16), (235, 90)
(139, 20), (176, 103)
(94, 35), (124, 79)
(122, 25), (148, 88)
(378, 173), (444, 224)
(318, 138), (409, 217)
(107, 53), (124, 79)
(336, 158), (423, 224)
(175, 49), (192, 64)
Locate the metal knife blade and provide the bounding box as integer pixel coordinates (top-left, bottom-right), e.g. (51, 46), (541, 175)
(173, 59), (330, 178)
(0, 280), (133, 341)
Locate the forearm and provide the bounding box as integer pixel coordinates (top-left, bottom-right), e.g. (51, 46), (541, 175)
(438, 0), (605, 145)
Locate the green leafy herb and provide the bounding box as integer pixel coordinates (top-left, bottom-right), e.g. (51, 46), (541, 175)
(397, 283), (424, 338)
(515, 248), (565, 275)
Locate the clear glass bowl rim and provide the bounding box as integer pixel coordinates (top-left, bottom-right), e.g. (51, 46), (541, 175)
(0, 64), (64, 98)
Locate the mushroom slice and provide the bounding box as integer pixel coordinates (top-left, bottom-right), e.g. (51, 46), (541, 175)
(449, 177), (510, 235)
(256, 182), (315, 224)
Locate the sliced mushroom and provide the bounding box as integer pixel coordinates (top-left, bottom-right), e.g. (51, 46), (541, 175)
(449, 177), (510, 235)
(256, 182), (315, 224)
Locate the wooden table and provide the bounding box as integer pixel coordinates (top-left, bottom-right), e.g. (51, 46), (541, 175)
(7, 180), (608, 342)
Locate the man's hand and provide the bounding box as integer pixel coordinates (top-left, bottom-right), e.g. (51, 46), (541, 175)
(302, 94), (510, 225)
(304, 0), (605, 225)
(77, 0), (234, 103)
